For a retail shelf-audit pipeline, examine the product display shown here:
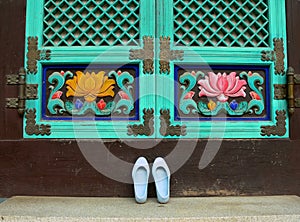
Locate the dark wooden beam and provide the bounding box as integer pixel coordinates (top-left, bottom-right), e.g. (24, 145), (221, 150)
(0, 140), (299, 197)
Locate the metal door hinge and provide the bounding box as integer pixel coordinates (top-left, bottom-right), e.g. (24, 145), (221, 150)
(6, 68), (38, 116)
(287, 67), (300, 115)
(275, 67), (300, 115)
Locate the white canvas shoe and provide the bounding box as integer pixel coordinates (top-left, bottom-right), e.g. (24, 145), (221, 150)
(132, 157), (150, 204)
(152, 157), (170, 204)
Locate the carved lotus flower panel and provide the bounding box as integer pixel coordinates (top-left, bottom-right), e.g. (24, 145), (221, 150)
(198, 72), (247, 102)
(66, 71), (116, 102)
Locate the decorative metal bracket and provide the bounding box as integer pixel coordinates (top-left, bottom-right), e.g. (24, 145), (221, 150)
(130, 36), (154, 74)
(27, 37), (51, 74)
(160, 109), (186, 136)
(261, 110), (287, 137)
(261, 38), (285, 75)
(128, 108), (154, 136)
(25, 108), (51, 136)
(274, 84), (286, 100)
(6, 68), (38, 115)
(160, 37), (184, 74)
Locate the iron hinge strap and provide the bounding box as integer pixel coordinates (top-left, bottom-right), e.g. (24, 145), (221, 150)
(274, 67), (300, 115)
(6, 67), (38, 116)
(287, 67), (300, 115)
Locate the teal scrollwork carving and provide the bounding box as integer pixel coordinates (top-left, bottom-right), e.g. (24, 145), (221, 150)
(179, 71), (265, 116)
(179, 71), (204, 115)
(48, 71), (73, 114)
(47, 70), (135, 116)
(240, 71), (265, 115)
(197, 101), (249, 116)
(64, 100), (115, 115)
(109, 70), (134, 115)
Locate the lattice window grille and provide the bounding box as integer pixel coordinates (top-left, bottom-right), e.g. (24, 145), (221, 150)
(43, 0), (140, 47)
(174, 0), (270, 47)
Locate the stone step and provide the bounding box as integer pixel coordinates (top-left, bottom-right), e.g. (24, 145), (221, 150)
(0, 196), (299, 221)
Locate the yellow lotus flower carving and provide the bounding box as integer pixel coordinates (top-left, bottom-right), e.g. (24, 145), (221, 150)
(66, 71), (116, 102)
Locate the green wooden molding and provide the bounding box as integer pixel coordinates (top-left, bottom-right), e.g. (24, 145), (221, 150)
(261, 110), (287, 137)
(127, 108), (154, 136)
(261, 38), (285, 75)
(159, 36), (184, 74)
(130, 36), (154, 74)
(25, 108), (51, 136)
(27, 37), (51, 74)
(160, 109), (186, 136)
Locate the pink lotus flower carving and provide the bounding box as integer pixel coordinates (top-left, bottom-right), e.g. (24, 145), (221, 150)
(198, 72), (247, 102)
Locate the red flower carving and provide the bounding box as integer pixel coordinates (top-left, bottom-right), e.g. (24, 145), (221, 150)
(118, 91), (130, 100)
(97, 99), (107, 110)
(52, 91), (63, 99)
(184, 91), (195, 99)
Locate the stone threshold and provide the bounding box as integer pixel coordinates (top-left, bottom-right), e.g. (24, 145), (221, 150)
(0, 196), (299, 221)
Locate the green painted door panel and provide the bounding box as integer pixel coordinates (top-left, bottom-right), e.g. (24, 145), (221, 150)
(24, 0), (289, 139)
(24, 0), (156, 138)
(156, 0), (289, 139)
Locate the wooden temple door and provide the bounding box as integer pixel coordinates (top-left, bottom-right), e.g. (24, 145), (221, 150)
(0, 0), (299, 197)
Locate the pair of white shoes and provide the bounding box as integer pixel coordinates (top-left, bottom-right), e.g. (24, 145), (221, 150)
(132, 157), (170, 204)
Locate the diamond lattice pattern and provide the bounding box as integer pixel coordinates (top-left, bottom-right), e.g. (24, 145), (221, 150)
(43, 0), (140, 47)
(174, 0), (270, 47)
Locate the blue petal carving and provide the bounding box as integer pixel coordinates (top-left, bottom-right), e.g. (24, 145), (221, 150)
(75, 99), (83, 110)
(230, 100), (238, 110)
